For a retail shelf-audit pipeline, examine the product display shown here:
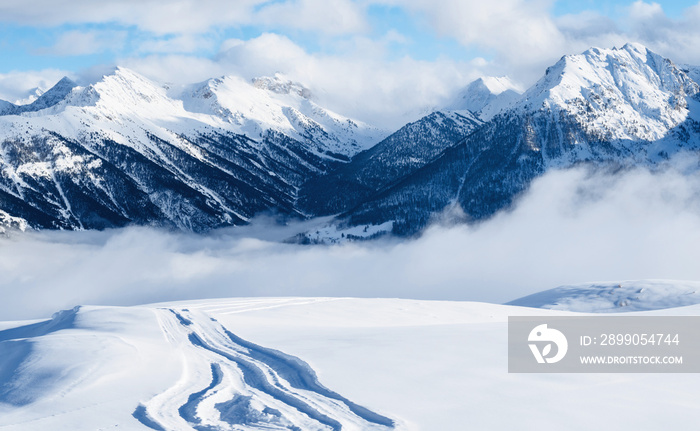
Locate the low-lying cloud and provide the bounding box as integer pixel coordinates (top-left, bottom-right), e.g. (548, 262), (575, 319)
(2, 165), (700, 321)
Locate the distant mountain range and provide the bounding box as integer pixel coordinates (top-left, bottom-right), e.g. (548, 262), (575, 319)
(322, 43), (700, 236)
(0, 68), (383, 231)
(1, 43), (699, 237)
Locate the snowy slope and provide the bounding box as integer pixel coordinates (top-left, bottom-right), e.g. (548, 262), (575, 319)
(178, 73), (385, 158)
(508, 280), (700, 312)
(0, 301), (396, 431)
(3, 296), (700, 430)
(682, 64), (700, 86)
(0, 209), (28, 234)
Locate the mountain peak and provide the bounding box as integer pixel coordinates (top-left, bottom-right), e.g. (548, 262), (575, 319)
(0, 75), (77, 115)
(621, 41), (648, 57)
(517, 43), (699, 141)
(473, 76), (521, 95)
(27, 76), (77, 110)
(177, 73), (384, 157)
(0, 99), (12, 112)
(104, 66), (157, 87)
(89, 66), (164, 94)
(55, 76), (77, 87)
(84, 66), (180, 115)
(445, 76), (521, 120)
(252, 74), (312, 99)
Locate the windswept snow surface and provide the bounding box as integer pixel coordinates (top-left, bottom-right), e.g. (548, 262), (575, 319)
(508, 280), (700, 312)
(3, 297), (700, 430)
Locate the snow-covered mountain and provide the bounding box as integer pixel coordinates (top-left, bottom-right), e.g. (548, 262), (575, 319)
(297, 77), (518, 224)
(332, 43), (700, 235)
(516, 42), (698, 145)
(1, 43), (700, 235)
(0, 77), (77, 115)
(444, 76), (521, 120)
(0, 68), (386, 231)
(11, 86), (46, 106)
(299, 110), (483, 216)
(178, 73), (384, 158)
(681, 64), (700, 86)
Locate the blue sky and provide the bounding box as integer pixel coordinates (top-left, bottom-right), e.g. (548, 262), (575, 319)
(0, 0), (699, 126)
(0, 0), (697, 71)
(553, 0), (697, 18)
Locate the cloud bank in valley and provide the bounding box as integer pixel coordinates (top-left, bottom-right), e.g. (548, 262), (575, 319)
(2, 164), (700, 320)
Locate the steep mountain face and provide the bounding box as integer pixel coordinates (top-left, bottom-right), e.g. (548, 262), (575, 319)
(0, 68), (381, 231)
(299, 110), (482, 216)
(682, 65), (700, 86)
(298, 76), (521, 220)
(338, 43), (700, 235)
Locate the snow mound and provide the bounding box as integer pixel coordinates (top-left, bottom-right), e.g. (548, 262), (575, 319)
(507, 280), (700, 312)
(3, 297), (700, 429)
(0, 303), (394, 431)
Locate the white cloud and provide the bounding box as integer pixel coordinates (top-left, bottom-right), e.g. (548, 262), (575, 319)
(41, 30), (127, 56)
(3, 164), (700, 321)
(0, 0), (368, 36)
(556, 11), (620, 40)
(117, 55), (224, 85)
(360, 0), (700, 87)
(113, 33), (483, 128)
(629, 0), (666, 20)
(209, 33), (483, 127)
(256, 0), (369, 35)
(215, 33), (310, 77)
(617, 1), (700, 66)
(367, 0), (566, 84)
(0, 0), (264, 35)
(551, 2), (700, 76)
(383, 29), (409, 45)
(136, 34), (217, 54)
(4, 1), (700, 128)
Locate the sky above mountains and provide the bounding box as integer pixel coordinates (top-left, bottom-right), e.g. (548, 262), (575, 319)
(1, 0), (699, 127)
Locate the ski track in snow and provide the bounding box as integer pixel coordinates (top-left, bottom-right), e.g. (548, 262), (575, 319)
(181, 298), (342, 315)
(135, 306), (394, 431)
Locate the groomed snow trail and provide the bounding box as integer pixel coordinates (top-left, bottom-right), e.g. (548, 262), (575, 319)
(134, 307), (395, 431)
